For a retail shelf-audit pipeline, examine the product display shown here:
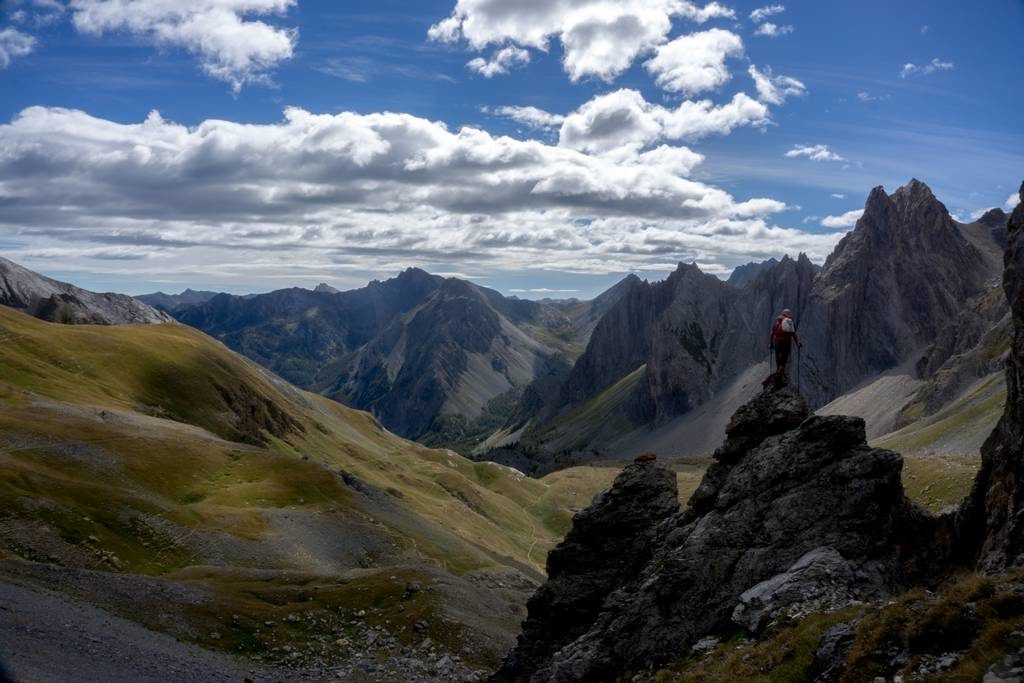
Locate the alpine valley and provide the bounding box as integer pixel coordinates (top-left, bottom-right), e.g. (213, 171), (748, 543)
(0, 179), (1020, 682)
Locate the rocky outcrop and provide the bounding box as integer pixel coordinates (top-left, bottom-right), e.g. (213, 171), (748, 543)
(494, 387), (923, 681)
(491, 461), (678, 682)
(0, 256), (172, 325)
(957, 183), (1024, 570)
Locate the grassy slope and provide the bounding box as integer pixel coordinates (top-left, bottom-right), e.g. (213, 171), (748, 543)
(529, 364), (648, 453)
(0, 307), (618, 574)
(0, 307), (630, 667)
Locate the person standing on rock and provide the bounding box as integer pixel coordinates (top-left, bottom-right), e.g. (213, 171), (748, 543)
(764, 308), (801, 389)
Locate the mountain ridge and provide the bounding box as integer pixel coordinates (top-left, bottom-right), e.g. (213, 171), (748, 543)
(0, 256), (171, 325)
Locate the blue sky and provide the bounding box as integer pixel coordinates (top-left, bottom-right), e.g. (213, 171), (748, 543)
(0, 0), (1021, 298)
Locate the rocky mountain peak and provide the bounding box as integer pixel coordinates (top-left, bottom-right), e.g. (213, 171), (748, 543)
(977, 207), (1009, 228)
(727, 258), (779, 288)
(893, 177), (935, 203)
(665, 261), (706, 284)
(313, 282), (340, 294)
(863, 184), (891, 215)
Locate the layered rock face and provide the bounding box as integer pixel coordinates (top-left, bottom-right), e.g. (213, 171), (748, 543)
(798, 180), (990, 405)
(546, 264), (757, 428)
(958, 183), (1024, 570)
(495, 388), (920, 681)
(0, 256), (171, 325)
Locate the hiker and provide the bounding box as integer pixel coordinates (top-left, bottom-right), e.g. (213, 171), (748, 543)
(764, 308), (801, 389)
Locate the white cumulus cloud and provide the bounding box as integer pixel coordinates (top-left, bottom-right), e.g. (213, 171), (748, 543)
(748, 64), (805, 105)
(643, 29), (744, 96)
(0, 27), (36, 68)
(1008, 192), (1022, 211)
(899, 58), (954, 79)
(821, 209), (863, 229)
(0, 105), (847, 286)
(753, 21), (793, 37)
(69, 0), (298, 91)
(557, 88), (769, 154)
(785, 144), (845, 162)
(429, 0), (736, 83)
(467, 45), (530, 77)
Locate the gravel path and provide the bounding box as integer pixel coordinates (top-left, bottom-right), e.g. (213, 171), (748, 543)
(0, 581), (286, 683)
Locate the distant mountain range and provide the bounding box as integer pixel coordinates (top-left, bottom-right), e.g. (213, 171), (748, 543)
(163, 268), (636, 447)
(135, 288), (223, 313)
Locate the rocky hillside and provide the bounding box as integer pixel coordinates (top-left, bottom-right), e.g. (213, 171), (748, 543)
(490, 182), (1024, 682)
(0, 256), (171, 325)
(176, 269), (635, 446)
(484, 180), (1006, 470)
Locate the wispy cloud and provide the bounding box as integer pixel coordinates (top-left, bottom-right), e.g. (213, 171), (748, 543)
(0, 27), (36, 68)
(749, 4), (785, 23)
(856, 91), (890, 103)
(467, 46), (530, 78)
(900, 58), (954, 79)
(317, 57), (456, 84)
(483, 105), (565, 130)
(785, 144), (846, 162)
(748, 64), (806, 105)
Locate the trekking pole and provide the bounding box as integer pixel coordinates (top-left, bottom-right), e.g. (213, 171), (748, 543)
(797, 345), (801, 394)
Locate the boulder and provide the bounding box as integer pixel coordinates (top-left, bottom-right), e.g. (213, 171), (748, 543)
(731, 547), (886, 633)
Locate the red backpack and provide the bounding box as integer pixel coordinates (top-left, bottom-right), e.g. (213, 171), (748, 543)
(771, 315), (794, 342)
